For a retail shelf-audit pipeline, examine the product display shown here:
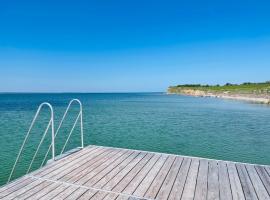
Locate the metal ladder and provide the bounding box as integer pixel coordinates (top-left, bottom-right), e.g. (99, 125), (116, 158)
(7, 99), (84, 183)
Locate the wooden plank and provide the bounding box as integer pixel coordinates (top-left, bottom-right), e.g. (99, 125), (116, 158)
(218, 161), (232, 200)
(207, 160), (219, 200)
(0, 176), (29, 193)
(227, 162), (245, 200)
(77, 188), (97, 200)
(102, 192), (119, 200)
(66, 149), (127, 183)
(79, 150), (134, 186)
(265, 166), (270, 176)
(33, 146), (98, 176)
(14, 180), (53, 199)
(194, 159), (208, 200)
(92, 151), (140, 188)
(236, 163), (258, 200)
(181, 158), (200, 200)
(246, 164), (270, 199)
(102, 152), (147, 191)
(1, 179), (45, 199)
(65, 187), (88, 200)
(43, 147), (111, 180)
(0, 177), (34, 198)
(20, 181), (59, 199)
(89, 190), (108, 200)
(33, 146), (100, 178)
(144, 155), (176, 199)
(255, 165), (270, 196)
(58, 148), (121, 182)
(112, 153), (154, 193)
(167, 157), (192, 200)
(4, 180), (48, 199)
(122, 154), (161, 194)
(133, 154), (168, 197)
(156, 156), (183, 199)
(115, 194), (130, 200)
(53, 186), (79, 200)
(39, 183), (69, 200)
(128, 197), (142, 200)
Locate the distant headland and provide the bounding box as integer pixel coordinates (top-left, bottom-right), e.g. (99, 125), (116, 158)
(167, 81), (270, 104)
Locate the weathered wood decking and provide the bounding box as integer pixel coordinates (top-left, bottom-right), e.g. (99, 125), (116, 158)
(1, 145), (270, 200)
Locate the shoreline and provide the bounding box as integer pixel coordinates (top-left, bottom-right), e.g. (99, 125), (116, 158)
(167, 92), (270, 104)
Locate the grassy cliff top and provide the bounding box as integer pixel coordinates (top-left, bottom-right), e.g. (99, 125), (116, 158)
(168, 82), (270, 94)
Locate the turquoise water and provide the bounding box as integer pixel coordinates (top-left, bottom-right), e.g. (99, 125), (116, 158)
(0, 93), (270, 186)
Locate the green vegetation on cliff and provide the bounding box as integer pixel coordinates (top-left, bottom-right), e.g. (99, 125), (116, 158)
(168, 81), (270, 96)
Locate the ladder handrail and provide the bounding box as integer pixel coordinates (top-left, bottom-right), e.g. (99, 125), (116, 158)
(27, 119), (52, 174)
(7, 102), (55, 183)
(41, 99), (83, 167)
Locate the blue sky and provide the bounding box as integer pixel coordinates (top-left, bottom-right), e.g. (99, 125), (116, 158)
(0, 0), (270, 92)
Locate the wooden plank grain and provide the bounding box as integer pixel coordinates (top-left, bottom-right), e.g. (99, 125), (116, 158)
(36, 147), (103, 178)
(115, 194), (130, 200)
(32, 146), (98, 177)
(168, 157), (192, 200)
(77, 188), (97, 200)
(38, 183), (69, 200)
(207, 160), (219, 200)
(72, 151), (128, 185)
(53, 186), (79, 200)
(0, 177), (34, 198)
(81, 150), (134, 187)
(102, 152), (147, 191)
(102, 192), (119, 200)
(65, 187), (88, 200)
(255, 165), (270, 196)
(265, 166), (270, 176)
(133, 154), (168, 197)
(227, 162), (245, 200)
(218, 161), (232, 200)
(194, 159), (208, 200)
(112, 153), (154, 193)
(92, 151), (140, 189)
(9, 180), (52, 199)
(22, 181), (59, 200)
(89, 190), (108, 200)
(45, 147), (111, 180)
(58, 148), (121, 182)
(246, 164), (270, 200)
(236, 163), (258, 200)
(156, 156), (183, 200)
(144, 155), (176, 199)
(123, 153), (161, 195)
(1, 179), (45, 200)
(0, 176), (30, 193)
(181, 158), (200, 200)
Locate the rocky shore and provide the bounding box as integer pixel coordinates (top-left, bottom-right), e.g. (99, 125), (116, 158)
(167, 89), (270, 104)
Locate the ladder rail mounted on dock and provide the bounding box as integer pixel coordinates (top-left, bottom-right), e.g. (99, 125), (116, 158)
(7, 99), (84, 184)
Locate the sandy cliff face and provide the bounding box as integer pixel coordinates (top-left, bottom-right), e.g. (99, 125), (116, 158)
(167, 88), (270, 104)
(178, 89), (207, 96)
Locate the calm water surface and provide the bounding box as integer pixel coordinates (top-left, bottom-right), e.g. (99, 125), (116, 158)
(0, 93), (270, 185)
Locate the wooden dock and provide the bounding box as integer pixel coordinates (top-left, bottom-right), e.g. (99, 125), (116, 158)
(1, 145), (270, 199)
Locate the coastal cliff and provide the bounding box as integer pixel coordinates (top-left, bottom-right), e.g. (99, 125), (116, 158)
(167, 82), (270, 104)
